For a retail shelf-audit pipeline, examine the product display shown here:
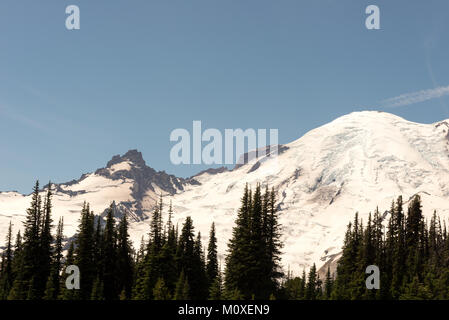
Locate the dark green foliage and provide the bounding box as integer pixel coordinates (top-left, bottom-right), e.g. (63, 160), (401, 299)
(44, 217), (64, 300)
(209, 267), (223, 300)
(102, 206), (118, 300)
(176, 217), (208, 299)
(0, 222), (14, 299)
(206, 223), (218, 289)
(153, 277), (171, 300)
(173, 270), (189, 300)
(305, 264), (318, 300)
(116, 214), (134, 299)
(328, 195), (449, 300)
(75, 203), (95, 299)
(324, 267), (333, 299)
(225, 184), (283, 299)
(60, 242), (76, 300)
(6, 180), (449, 301)
(7, 182), (54, 300)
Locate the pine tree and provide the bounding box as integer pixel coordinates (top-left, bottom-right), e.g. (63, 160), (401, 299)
(206, 223), (218, 289)
(9, 181), (43, 300)
(209, 267), (223, 300)
(0, 222), (14, 299)
(192, 232), (208, 299)
(153, 277), (171, 300)
(173, 270), (189, 300)
(91, 276), (104, 300)
(264, 187), (283, 295)
(75, 202), (95, 299)
(36, 184), (53, 299)
(225, 184), (282, 299)
(135, 200), (166, 299)
(305, 264), (318, 300)
(44, 217), (64, 300)
(132, 238), (149, 300)
(176, 217), (207, 299)
(102, 205), (118, 300)
(225, 184), (253, 298)
(92, 215), (103, 293)
(116, 214), (134, 299)
(7, 231), (23, 300)
(60, 242), (76, 300)
(324, 266), (333, 300)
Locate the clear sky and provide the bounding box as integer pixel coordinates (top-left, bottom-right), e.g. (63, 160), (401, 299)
(1, 0), (449, 193)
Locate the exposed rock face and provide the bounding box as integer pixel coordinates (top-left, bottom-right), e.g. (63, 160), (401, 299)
(96, 149), (190, 201)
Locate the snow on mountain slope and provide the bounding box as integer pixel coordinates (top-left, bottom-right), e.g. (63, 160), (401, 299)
(154, 111), (449, 273)
(0, 150), (194, 248)
(1, 111), (449, 274)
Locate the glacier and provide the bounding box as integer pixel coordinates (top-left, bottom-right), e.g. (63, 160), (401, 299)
(1, 111), (449, 275)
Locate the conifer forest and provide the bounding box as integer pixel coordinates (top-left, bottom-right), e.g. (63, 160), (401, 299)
(1, 181), (449, 300)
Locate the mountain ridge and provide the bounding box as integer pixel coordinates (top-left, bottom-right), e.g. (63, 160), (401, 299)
(1, 111), (449, 274)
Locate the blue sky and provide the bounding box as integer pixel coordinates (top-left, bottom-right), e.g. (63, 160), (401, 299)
(1, 0), (449, 193)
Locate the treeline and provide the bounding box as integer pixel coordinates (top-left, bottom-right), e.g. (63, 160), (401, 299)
(0, 181), (282, 300)
(283, 195), (449, 300)
(3, 180), (449, 300)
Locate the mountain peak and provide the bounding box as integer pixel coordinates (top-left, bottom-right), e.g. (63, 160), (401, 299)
(332, 111), (406, 124)
(106, 149), (146, 168)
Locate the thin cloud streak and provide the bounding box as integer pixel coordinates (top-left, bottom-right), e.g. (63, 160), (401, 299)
(379, 85), (449, 108)
(0, 103), (47, 131)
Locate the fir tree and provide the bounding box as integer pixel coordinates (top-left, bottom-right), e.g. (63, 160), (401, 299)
(60, 242), (76, 300)
(153, 277), (171, 300)
(102, 205), (118, 300)
(0, 222), (14, 299)
(305, 264), (318, 300)
(116, 214), (134, 299)
(44, 217), (64, 300)
(75, 202), (95, 299)
(206, 223), (218, 288)
(173, 270), (189, 300)
(324, 266), (333, 300)
(209, 267), (223, 300)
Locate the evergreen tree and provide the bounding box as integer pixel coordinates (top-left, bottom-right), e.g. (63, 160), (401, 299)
(192, 232), (208, 299)
(102, 205), (118, 300)
(225, 184), (253, 298)
(264, 187), (283, 295)
(91, 276), (104, 300)
(173, 270), (189, 300)
(36, 184), (53, 299)
(60, 242), (76, 300)
(0, 222), (14, 299)
(75, 202), (95, 299)
(116, 214), (134, 299)
(209, 267), (223, 300)
(153, 277), (171, 300)
(132, 237), (149, 300)
(44, 217), (64, 300)
(7, 231), (23, 300)
(324, 266), (333, 300)
(9, 181), (43, 300)
(134, 200), (166, 299)
(225, 184), (282, 299)
(176, 217), (208, 299)
(305, 264), (318, 300)
(206, 223), (218, 289)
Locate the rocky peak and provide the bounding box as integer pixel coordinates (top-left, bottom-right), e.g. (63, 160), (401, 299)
(106, 149), (146, 168)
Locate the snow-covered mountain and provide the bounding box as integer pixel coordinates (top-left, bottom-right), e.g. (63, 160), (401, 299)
(1, 111), (449, 275)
